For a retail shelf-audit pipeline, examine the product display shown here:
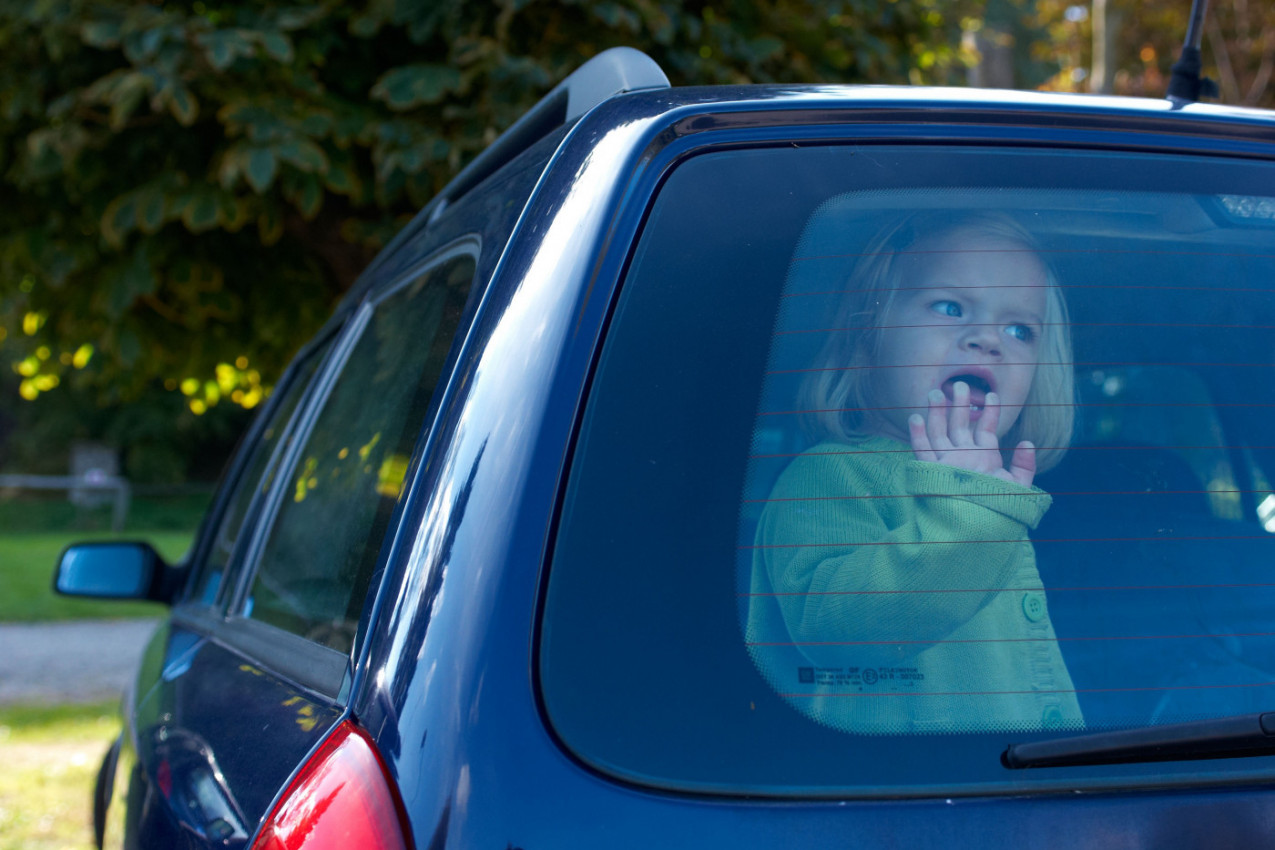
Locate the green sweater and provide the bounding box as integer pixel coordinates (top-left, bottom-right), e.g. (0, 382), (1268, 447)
(747, 435), (1083, 734)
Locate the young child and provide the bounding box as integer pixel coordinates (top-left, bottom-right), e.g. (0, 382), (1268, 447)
(747, 211), (1083, 734)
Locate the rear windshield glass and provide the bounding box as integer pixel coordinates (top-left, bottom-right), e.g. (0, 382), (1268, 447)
(540, 143), (1275, 795)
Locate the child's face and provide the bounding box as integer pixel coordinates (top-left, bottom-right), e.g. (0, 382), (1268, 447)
(867, 230), (1048, 443)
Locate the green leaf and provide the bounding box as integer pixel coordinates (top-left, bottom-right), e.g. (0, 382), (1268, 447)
(101, 194), (138, 247)
(107, 72), (151, 130)
(116, 326), (141, 365)
(590, 2), (641, 31)
(197, 30), (253, 72)
(292, 174), (322, 219)
(258, 203), (284, 245)
(207, 38), (233, 71)
(221, 198), (252, 232)
(275, 6), (326, 31)
(167, 85), (199, 126)
(322, 162), (355, 195)
(276, 137), (328, 173)
(217, 147), (243, 189)
(123, 26), (165, 62)
(181, 192), (219, 232)
(349, 13), (382, 38)
(108, 247), (158, 316)
(370, 64), (462, 110)
(136, 188), (166, 234)
(321, 148), (360, 196)
(259, 31), (294, 62)
(244, 147), (278, 193)
(217, 192), (240, 226)
(135, 189), (165, 234)
(299, 112), (334, 136)
(81, 19), (121, 48)
(749, 35), (784, 62)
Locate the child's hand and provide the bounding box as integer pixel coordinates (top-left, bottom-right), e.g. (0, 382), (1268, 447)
(907, 382), (1037, 487)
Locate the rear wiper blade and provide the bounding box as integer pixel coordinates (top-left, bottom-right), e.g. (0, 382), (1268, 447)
(1003, 712), (1275, 769)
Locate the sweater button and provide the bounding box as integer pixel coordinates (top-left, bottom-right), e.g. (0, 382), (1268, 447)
(1022, 591), (1047, 623)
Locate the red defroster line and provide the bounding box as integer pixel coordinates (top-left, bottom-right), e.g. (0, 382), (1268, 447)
(787, 247), (1275, 264)
(739, 582), (1275, 597)
(766, 361), (1275, 376)
(776, 321), (1275, 336)
(759, 402), (1275, 417)
(748, 631), (1275, 647)
(744, 489), (1244, 503)
(741, 535), (1275, 550)
(748, 444), (1275, 460)
(784, 282), (1275, 297)
(778, 681), (1275, 699)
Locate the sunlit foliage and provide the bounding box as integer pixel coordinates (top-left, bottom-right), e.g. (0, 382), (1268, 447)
(0, 0), (968, 412)
(1032, 0), (1274, 106)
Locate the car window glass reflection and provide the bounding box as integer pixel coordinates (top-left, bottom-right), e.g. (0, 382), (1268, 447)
(743, 189), (1275, 736)
(192, 343), (331, 608)
(242, 252), (475, 652)
(747, 210), (1080, 734)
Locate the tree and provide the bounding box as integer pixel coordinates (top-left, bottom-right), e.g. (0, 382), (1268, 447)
(0, 0), (967, 480)
(1, 0), (968, 403)
(1031, 0), (1274, 107)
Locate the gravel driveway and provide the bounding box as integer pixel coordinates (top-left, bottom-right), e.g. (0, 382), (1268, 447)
(0, 619), (161, 705)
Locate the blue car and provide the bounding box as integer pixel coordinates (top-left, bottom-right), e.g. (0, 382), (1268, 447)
(57, 47), (1275, 848)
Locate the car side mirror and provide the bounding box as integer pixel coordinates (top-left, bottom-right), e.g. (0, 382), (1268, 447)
(54, 541), (167, 601)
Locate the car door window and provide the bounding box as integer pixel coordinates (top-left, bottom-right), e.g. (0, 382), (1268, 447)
(240, 248), (476, 652)
(190, 341), (333, 607)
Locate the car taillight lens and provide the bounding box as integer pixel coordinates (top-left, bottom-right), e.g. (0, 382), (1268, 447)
(251, 720), (409, 850)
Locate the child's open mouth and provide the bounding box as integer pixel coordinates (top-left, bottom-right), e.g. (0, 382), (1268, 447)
(941, 374), (994, 417)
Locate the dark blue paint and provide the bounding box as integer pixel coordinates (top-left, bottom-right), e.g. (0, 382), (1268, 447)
(89, 84), (1275, 848)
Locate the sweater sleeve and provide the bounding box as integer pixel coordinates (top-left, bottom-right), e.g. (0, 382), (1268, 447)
(755, 442), (1051, 667)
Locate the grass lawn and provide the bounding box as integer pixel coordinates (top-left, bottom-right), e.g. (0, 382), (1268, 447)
(0, 701), (118, 850)
(0, 497), (209, 849)
(0, 493), (208, 622)
(3, 532), (193, 622)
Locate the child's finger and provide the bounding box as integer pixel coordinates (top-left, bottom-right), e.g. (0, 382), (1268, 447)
(974, 390), (1000, 448)
(1008, 441), (1037, 488)
(948, 381), (972, 445)
(926, 389), (953, 450)
(909, 414), (938, 462)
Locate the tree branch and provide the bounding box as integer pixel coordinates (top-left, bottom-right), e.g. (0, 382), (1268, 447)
(1207, 16), (1240, 102)
(1244, 25), (1275, 105)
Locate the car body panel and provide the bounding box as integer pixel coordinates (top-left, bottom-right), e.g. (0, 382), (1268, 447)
(103, 622), (342, 850)
(88, 81), (1275, 848)
(354, 91), (1275, 846)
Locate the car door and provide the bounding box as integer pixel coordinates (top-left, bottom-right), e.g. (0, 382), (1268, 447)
(102, 241), (478, 850)
(99, 328), (338, 849)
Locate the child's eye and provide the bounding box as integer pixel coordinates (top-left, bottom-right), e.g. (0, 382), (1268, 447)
(930, 300), (962, 318)
(1005, 324), (1036, 343)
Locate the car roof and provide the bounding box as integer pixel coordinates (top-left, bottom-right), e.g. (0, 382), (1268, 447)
(335, 50), (1275, 332)
(654, 82), (1275, 121)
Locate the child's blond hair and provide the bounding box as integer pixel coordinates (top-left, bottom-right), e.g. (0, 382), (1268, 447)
(799, 211), (1074, 472)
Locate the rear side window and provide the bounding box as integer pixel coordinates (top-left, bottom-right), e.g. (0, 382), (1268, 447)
(240, 247), (475, 652)
(540, 144), (1275, 795)
(191, 341), (331, 607)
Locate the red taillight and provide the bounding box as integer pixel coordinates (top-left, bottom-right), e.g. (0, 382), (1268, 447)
(251, 720), (410, 850)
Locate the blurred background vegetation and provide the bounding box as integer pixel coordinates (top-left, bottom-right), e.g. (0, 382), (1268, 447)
(1, 0), (1271, 486)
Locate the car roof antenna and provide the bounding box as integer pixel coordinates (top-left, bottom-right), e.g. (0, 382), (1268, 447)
(1166, 0), (1220, 107)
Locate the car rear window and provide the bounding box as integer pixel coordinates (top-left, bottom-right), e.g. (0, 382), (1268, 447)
(539, 143), (1275, 795)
